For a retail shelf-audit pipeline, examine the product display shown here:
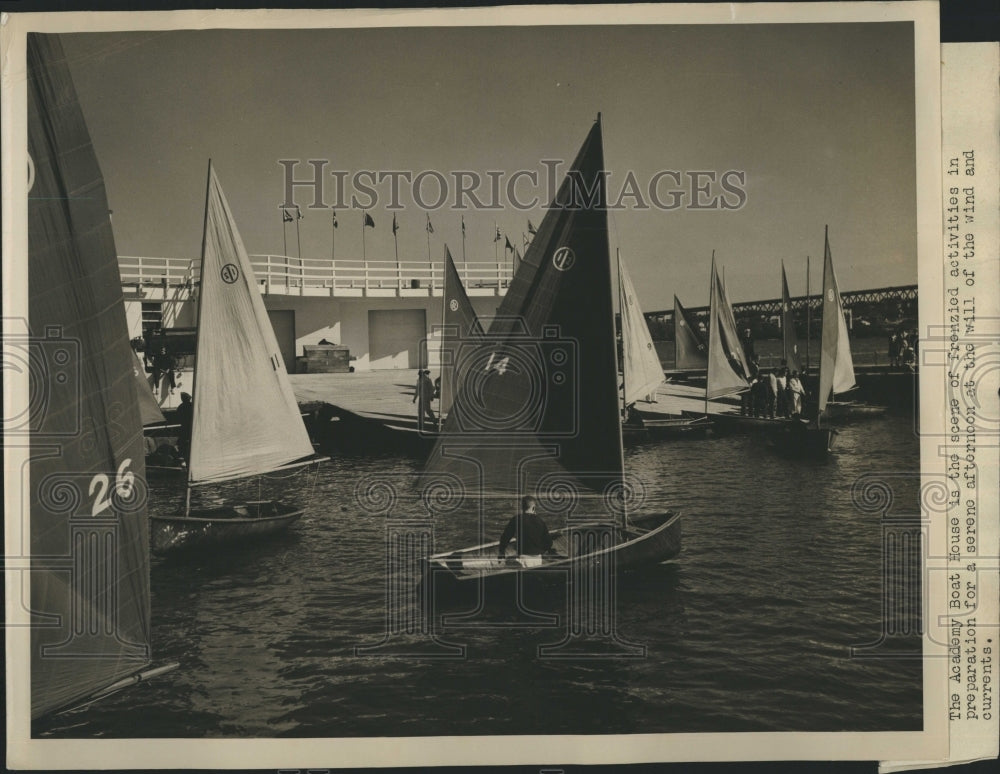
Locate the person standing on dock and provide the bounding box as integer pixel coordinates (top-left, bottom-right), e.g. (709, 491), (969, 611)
(498, 495), (553, 564)
(413, 369), (436, 431)
(775, 368), (788, 417)
(788, 371), (805, 416)
(764, 369), (778, 419)
(176, 392), (193, 464)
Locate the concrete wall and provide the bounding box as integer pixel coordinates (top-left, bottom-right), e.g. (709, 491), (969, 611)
(124, 291), (504, 373)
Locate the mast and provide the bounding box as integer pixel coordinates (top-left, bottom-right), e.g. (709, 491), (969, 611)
(705, 250), (714, 417)
(438, 244), (446, 431)
(617, 248), (627, 422)
(186, 159), (214, 509)
(805, 255), (811, 372)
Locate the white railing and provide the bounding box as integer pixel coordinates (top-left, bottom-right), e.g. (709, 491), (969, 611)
(118, 254), (513, 293)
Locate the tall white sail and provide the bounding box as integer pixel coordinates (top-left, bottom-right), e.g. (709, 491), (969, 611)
(188, 163), (314, 484)
(818, 226), (856, 413)
(706, 255), (751, 399)
(618, 253), (664, 405)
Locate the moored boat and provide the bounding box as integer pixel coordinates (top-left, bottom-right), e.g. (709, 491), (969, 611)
(150, 162), (325, 554)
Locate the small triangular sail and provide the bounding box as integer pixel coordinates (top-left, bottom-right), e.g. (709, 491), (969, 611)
(706, 256), (751, 399)
(439, 245), (483, 416)
(27, 33), (152, 718)
(426, 119), (622, 496)
(673, 295), (708, 370)
(132, 351), (166, 426)
(619, 254), (664, 405)
(781, 263), (802, 374)
(188, 164), (314, 484)
(818, 227), (856, 413)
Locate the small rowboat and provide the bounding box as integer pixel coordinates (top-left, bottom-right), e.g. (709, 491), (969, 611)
(428, 511), (682, 588)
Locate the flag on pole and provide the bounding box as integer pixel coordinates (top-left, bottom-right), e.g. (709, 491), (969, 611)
(282, 208), (293, 223)
(392, 213), (399, 235)
(426, 214), (434, 234)
(504, 235), (514, 252)
(295, 205), (303, 220)
(332, 211), (338, 228)
(364, 212), (375, 228)
(493, 226), (501, 242)
(461, 216), (466, 236)
(527, 219), (537, 235)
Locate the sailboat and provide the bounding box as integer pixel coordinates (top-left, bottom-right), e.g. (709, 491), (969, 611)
(424, 116), (682, 586)
(618, 254), (710, 436)
(150, 163), (326, 554)
(438, 245), (484, 422)
(780, 261), (803, 375)
(815, 228), (885, 422)
(673, 295), (708, 371)
(27, 34), (176, 721)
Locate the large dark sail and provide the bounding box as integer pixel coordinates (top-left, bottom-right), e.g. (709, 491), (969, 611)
(439, 246), (484, 417)
(673, 295), (708, 370)
(780, 263), (802, 374)
(27, 34), (152, 719)
(426, 118), (622, 497)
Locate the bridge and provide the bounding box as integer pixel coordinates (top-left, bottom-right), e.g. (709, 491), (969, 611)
(645, 284), (918, 331)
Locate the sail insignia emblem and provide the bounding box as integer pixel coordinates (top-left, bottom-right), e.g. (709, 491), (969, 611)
(449, 299), (459, 312)
(826, 288), (835, 302)
(552, 247), (575, 271)
(221, 263), (240, 284)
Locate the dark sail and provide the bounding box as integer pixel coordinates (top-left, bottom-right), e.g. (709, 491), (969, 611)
(28, 34), (151, 719)
(780, 263), (802, 373)
(426, 118), (622, 497)
(439, 246), (484, 416)
(673, 295), (708, 370)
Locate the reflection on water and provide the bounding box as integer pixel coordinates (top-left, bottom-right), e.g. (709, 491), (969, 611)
(40, 415), (922, 737)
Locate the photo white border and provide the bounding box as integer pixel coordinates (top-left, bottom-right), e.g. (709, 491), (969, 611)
(3, 2), (946, 768)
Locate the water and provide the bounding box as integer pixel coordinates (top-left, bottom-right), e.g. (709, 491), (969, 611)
(40, 414), (922, 737)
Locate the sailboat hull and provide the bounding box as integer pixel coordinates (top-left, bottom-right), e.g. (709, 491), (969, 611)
(823, 401), (887, 422)
(624, 412), (712, 438)
(427, 511), (682, 588)
(150, 501), (303, 554)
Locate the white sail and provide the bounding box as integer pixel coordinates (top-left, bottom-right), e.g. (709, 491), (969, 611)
(818, 227), (856, 413)
(188, 164), (314, 484)
(706, 255), (751, 399)
(618, 253), (664, 405)
(132, 350), (166, 426)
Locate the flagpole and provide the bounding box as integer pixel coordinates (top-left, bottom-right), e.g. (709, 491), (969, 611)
(393, 215), (400, 290)
(331, 210), (336, 262)
(426, 216), (432, 288)
(362, 210), (367, 262)
(294, 205), (302, 259)
(282, 208), (288, 256)
(461, 216), (467, 278)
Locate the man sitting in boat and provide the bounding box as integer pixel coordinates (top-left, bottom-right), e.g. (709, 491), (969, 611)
(497, 495), (553, 566)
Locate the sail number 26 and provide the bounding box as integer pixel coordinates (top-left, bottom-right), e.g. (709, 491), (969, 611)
(88, 459), (135, 516)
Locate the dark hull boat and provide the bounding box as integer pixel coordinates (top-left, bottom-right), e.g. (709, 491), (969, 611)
(151, 501), (304, 554)
(823, 400), (887, 422)
(623, 412), (712, 438)
(428, 511), (682, 589)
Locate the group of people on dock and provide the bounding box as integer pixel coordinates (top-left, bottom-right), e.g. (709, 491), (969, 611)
(888, 330), (918, 370)
(741, 364), (806, 419)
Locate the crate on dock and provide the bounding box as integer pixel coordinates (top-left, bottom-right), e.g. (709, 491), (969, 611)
(303, 345), (351, 373)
